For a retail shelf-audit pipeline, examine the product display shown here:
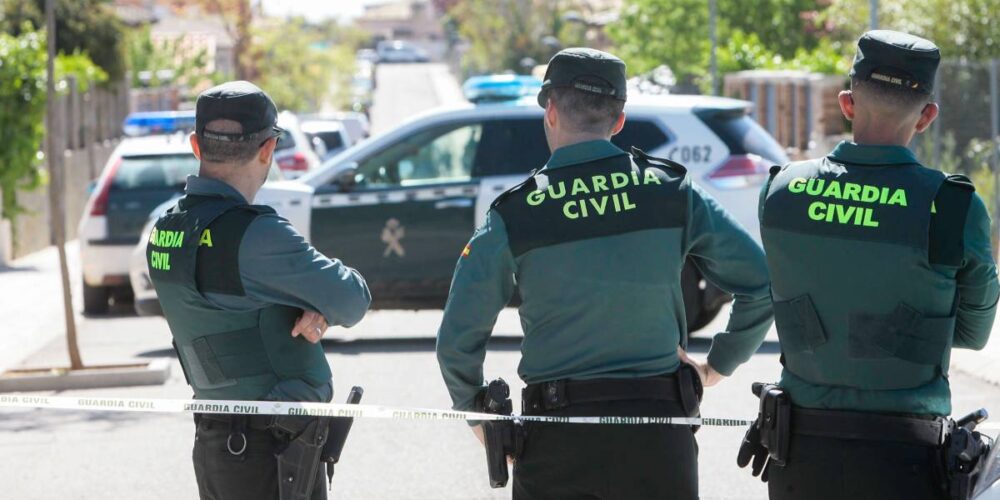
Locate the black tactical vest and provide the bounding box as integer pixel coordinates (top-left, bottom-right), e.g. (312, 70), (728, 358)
(147, 194), (331, 401)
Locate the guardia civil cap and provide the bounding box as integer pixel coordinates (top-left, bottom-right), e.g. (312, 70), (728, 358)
(851, 30), (940, 94)
(537, 47), (628, 108)
(196, 81), (283, 142)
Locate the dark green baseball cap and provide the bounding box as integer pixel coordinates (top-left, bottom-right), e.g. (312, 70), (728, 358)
(850, 30), (940, 94)
(537, 47), (627, 108)
(196, 81), (283, 142)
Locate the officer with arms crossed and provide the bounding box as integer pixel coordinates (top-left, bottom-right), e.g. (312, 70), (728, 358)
(742, 31), (999, 499)
(436, 48), (774, 500)
(147, 81), (371, 500)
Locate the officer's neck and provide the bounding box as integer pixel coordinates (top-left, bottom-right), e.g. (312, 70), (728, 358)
(851, 117), (917, 147)
(198, 166), (262, 203)
(548, 131), (612, 152)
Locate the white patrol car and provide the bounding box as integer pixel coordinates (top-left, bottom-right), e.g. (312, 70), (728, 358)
(131, 95), (788, 329)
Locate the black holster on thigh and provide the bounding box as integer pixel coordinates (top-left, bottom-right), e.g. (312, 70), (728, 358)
(946, 409), (991, 500)
(476, 378), (525, 489)
(272, 416), (329, 500)
(737, 383), (791, 482)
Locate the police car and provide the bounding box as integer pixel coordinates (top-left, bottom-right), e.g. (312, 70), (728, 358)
(129, 96), (785, 330)
(79, 133), (201, 314)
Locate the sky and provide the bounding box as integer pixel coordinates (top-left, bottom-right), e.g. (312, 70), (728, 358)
(260, 0), (385, 22)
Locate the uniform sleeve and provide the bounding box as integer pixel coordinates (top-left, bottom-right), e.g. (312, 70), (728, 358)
(687, 182), (774, 376)
(954, 193), (999, 350)
(237, 214), (371, 327)
(436, 210), (517, 411)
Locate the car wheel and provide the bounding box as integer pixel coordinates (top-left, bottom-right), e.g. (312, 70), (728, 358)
(83, 280), (110, 315)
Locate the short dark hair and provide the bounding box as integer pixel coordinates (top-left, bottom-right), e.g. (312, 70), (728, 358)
(547, 87), (625, 134)
(851, 77), (931, 115)
(197, 119), (272, 164)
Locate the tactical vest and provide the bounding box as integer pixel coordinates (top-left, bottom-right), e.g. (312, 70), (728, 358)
(490, 147), (692, 379)
(761, 157), (973, 391)
(147, 195), (331, 401)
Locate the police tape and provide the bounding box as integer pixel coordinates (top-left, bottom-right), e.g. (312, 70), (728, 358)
(0, 394), (755, 427)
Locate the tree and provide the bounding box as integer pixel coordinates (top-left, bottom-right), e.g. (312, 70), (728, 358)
(822, 0), (1000, 60)
(1, 0), (126, 81)
(125, 25), (216, 90)
(448, 0), (588, 75)
(610, 0), (827, 86)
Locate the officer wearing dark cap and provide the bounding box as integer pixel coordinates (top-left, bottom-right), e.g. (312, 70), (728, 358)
(437, 48), (774, 499)
(147, 81), (371, 500)
(740, 31), (998, 499)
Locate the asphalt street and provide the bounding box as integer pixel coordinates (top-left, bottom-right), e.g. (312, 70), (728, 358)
(2, 64), (1000, 500)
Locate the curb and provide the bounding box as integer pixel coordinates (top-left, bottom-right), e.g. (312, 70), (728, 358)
(0, 358), (171, 393)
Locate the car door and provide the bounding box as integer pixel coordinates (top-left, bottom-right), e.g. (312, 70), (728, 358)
(311, 121), (482, 305)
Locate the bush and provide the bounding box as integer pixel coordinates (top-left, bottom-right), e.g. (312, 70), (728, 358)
(0, 27), (47, 221)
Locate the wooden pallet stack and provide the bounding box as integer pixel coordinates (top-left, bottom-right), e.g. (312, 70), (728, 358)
(724, 70), (846, 157)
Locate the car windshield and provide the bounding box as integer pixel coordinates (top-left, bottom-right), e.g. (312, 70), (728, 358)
(311, 131), (345, 151)
(111, 154), (198, 190)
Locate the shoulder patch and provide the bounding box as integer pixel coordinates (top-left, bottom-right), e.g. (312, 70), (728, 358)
(490, 169), (539, 209)
(630, 146), (686, 175)
(944, 174), (975, 192)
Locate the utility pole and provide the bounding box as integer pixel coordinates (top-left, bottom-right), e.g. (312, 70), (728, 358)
(709, 0), (718, 95)
(46, 0), (84, 370)
(990, 59), (1000, 257)
(870, 0), (879, 29)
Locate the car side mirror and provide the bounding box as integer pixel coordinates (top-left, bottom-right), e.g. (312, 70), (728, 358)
(336, 163), (359, 191)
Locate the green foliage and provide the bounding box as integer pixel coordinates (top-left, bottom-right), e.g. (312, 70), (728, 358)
(612, 0), (828, 86)
(125, 26), (215, 90)
(822, 0), (1000, 60)
(55, 50), (109, 92)
(251, 18), (355, 112)
(1, 0), (126, 81)
(0, 26), (47, 221)
(449, 0), (588, 75)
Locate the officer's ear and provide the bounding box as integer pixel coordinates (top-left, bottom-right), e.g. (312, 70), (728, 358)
(838, 90), (855, 121)
(610, 111), (626, 137)
(914, 102), (939, 133)
(544, 98), (558, 130)
(189, 132), (203, 161)
(258, 136), (277, 165)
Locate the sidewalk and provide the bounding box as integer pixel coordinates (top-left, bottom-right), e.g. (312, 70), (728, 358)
(0, 242), (84, 373)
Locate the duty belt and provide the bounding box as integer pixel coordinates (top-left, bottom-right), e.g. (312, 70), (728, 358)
(792, 408), (948, 447)
(522, 374), (682, 414)
(195, 412), (274, 431)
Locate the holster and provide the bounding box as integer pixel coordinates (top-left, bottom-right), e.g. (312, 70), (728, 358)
(319, 386), (363, 489)
(945, 424), (989, 500)
(755, 383), (791, 466)
(476, 378), (524, 489)
(272, 416), (329, 500)
(482, 419), (525, 488)
(677, 363), (704, 431)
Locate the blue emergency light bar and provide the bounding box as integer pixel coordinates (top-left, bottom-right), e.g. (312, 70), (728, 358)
(462, 75), (542, 104)
(123, 110), (196, 137)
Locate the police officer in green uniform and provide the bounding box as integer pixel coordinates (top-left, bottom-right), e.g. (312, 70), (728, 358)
(147, 81), (371, 500)
(436, 48), (774, 500)
(745, 31), (999, 499)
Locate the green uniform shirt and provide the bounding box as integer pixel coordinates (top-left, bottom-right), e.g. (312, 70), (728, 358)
(768, 142), (998, 415)
(437, 140), (774, 411)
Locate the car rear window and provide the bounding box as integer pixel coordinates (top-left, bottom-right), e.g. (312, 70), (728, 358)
(611, 119), (670, 152)
(312, 131), (345, 151)
(112, 154), (198, 190)
(696, 109), (789, 164)
(276, 130), (296, 151)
